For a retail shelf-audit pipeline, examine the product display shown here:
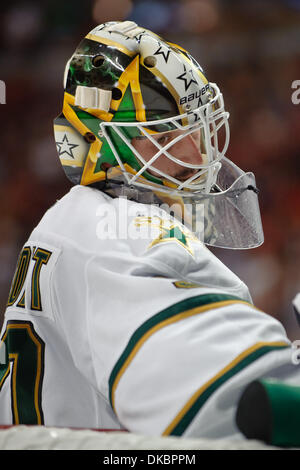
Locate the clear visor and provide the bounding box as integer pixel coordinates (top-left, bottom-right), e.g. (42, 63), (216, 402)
(106, 157), (264, 250)
(190, 158), (265, 249)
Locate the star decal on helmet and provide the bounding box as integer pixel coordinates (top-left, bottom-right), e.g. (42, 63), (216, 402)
(125, 31), (146, 43)
(56, 134), (79, 159)
(154, 44), (171, 64)
(176, 65), (198, 92)
(135, 32), (146, 43)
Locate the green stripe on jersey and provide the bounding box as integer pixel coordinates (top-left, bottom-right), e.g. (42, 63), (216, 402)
(163, 342), (289, 436)
(109, 292), (253, 409)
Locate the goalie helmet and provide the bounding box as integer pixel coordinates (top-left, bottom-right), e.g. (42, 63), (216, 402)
(53, 21), (264, 249)
(54, 20), (229, 193)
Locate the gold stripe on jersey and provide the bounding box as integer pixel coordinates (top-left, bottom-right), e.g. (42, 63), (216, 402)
(163, 340), (289, 436)
(109, 293), (262, 412)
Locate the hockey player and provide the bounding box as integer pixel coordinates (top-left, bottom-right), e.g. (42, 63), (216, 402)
(0, 21), (299, 447)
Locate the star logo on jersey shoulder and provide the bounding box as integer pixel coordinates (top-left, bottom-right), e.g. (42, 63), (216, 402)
(135, 215), (199, 257)
(56, 134), (79, 159)
(176, 65), (198, 92)
(154, 43), (171, 64)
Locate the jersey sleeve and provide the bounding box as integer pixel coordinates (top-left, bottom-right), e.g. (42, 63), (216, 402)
(84, 251), (290, 437)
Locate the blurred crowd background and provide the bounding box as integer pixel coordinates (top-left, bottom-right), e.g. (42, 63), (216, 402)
(0, 0), (300, 338)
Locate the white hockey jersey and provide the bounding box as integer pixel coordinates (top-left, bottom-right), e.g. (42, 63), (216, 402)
(0, 185), (293, 438)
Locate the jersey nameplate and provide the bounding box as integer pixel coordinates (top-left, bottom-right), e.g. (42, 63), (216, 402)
(6, 243), (60, 320)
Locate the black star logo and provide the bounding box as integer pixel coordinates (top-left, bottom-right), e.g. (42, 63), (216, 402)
(56, 134), (79, 159)
(135, 32), (146, 44)
(125, 31), (146, 43)
(176, 65), (198, 92)
(154, 44), (171, 64)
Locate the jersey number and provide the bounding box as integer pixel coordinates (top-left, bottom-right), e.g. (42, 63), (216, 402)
(0, 321), (45, 424)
